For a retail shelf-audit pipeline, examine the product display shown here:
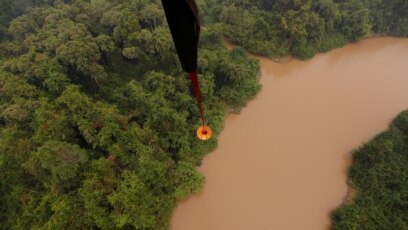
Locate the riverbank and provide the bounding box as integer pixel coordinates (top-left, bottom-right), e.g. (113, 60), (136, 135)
(171, 37), (408, 230)
(332, 109), (408, 229)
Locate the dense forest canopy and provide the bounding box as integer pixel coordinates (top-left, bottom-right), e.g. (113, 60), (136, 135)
(197, 0), (408, 59)
(0, 0), (260, 229)
(1, 0), (408, 229)
(332, 110), (408, 229)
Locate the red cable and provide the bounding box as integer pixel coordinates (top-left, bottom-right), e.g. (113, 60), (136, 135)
(189, 71), (205, 126)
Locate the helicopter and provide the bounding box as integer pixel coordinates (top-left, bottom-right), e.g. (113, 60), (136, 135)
(161, 0), (212, 141)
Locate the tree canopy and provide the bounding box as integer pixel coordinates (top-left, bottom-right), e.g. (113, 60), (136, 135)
(197, 0), (408, 59)
(1, 0), (407, 229)
(332, 110), (408, 229)
(0, 0), (260, 229)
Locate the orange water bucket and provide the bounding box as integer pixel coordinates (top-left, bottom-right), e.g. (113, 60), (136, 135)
(197, 125), (212, 141)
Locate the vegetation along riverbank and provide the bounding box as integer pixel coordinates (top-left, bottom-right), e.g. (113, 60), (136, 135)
(1, 0), (407, 229)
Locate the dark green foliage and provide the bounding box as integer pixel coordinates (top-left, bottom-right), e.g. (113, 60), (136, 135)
(363, 0), (408, 36)
(198, 0), (371, 59)
(332, 110), (408, 229)
(0, 0), (54, 41)
(336, 0), (371, 42)
(2, 0), (406, 228)
(0, 0), (260, 229)
(199, 0), (408, 59)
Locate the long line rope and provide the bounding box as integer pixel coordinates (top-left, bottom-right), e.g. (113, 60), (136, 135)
(189, 71), (205, 127)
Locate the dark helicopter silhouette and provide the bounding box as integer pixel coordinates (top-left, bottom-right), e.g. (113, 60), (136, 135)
(161, 0), (212, 140)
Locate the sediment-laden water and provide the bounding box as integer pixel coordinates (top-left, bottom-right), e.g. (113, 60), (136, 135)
(172, 37), (408, 230)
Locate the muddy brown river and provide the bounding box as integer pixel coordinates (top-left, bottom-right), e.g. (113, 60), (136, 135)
(171, 37), (408, 230)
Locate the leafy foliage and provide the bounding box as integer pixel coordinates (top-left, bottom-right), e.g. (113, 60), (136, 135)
(1, 0), (407, 228)
(0, 0), (260, 229)
(332, 110), (408, 229)
(198, 0), (408, 59)
(362, 0), (408, 36)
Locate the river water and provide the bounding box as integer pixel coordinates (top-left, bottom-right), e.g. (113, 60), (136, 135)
(171, 37), (408, 230)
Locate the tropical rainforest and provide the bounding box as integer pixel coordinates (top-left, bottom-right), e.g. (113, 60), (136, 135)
(198, 0), (408, 59)
(332, 110), (408, 230)
(0, 0), (260, 229)
(1, 0), (407, 229)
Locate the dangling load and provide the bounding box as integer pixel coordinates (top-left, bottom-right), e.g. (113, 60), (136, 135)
(161, 0), (212, 141)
